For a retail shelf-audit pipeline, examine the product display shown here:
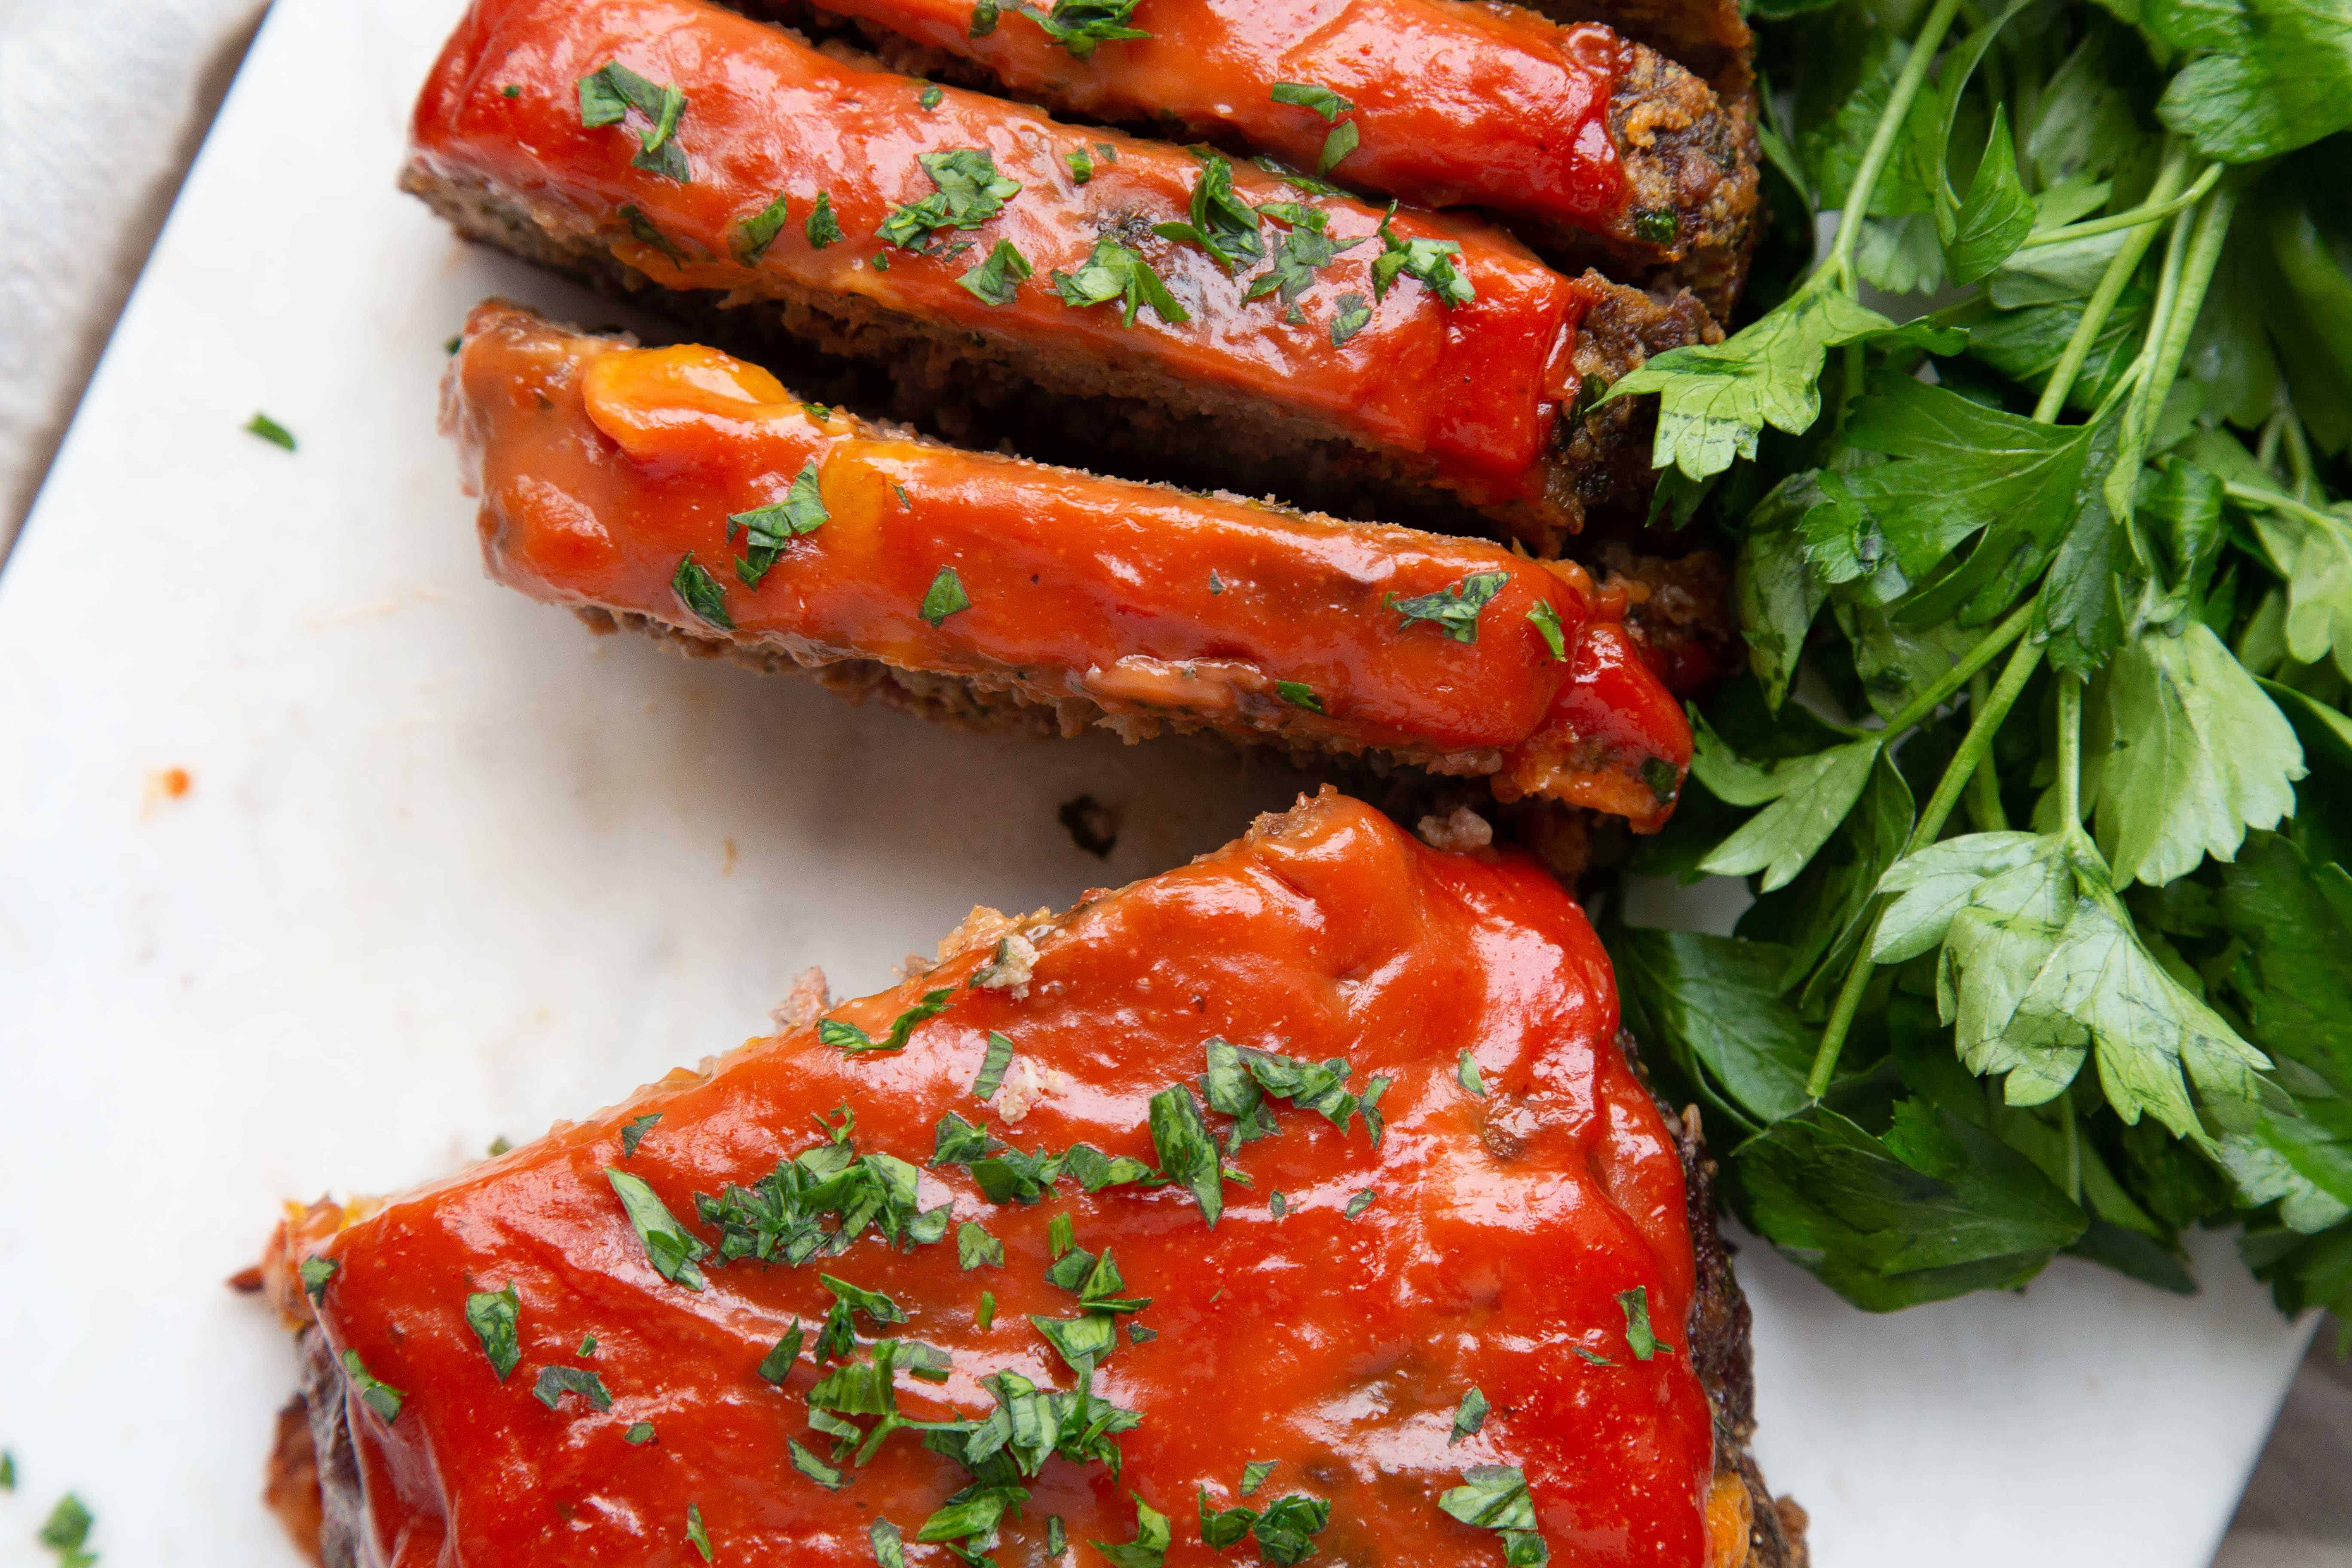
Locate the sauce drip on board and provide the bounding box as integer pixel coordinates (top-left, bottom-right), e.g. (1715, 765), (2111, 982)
(268, 793), (1732, 1567)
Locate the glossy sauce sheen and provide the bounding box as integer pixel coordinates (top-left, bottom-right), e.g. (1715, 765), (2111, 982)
(272, 795), (1725, 1568)
(811, 0), (1627, 232)
(453, 305), (1689, 824)
(409, 0), (1593, 506)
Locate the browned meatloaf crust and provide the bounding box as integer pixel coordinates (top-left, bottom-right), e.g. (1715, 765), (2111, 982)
(270, 1059), (1807, 1568)
(754, 0), (1759, 316)
(400, 166), (1717, 558)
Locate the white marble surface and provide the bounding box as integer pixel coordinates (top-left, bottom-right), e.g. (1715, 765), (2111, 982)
(0, 0), (2336, 1562)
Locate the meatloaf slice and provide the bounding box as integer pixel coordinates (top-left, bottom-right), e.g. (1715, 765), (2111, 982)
(403, 0), (1721, 554)
(258, 789), (1807, 1568)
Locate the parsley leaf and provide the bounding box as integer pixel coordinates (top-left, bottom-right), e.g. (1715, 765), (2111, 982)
(936, 1111), (998, 1166)
(340, 1348), (405, 1424)
(1152, 153), (1265, 274)
(1274, 680), (1324, 713)
(974, 1029), (1017, 1096)
(1439, 1465), (1537, 1531)
(1053, 236), (1192, 326)
(806, 193), (844, 248)
(1067, 146), (1094, 183)
(1386, 571), (1509, 643)
(1248, 205), (1364, 305)
(299, 1255), (338, 1303)
(626, 1421), (656, 1443)
(1524, 601), (1567, 660)
(1371, 203), (1472, 306)
(1010, 0), (1150, 57)
(820, 986), (956, 1052)
(577, 61), (689, 180)
(921, 566), (974, 627)
(1450, 1387), (1489, 1443)
(879, 150), (1021, 248)
(1690, 723), (1884, 894)
(1599, 278), (1900, 481)
(759, 1322), (805, 1382)
(671, 553), (731, 630)
(2151, 0), (2352, 161)
(1329, 292), (1371, 345)
(1148, 1084), (1225, 1224)
(244, 411), (296, 450)
(959, 1222), (1005, 1270)
(790, 1436), (848, 1489)
(959, 239), (1034, 304)
(1457, 1050), (1485, 1097)
(872, 1519), (907, 1568)
(919, 82), (944, 110)
(1242, 1461), (1275, 1495)
(2086, 622), (2305, 887)
(1616, 1287), (1664, 1359)
(686, 1503), (714, 1563)
(465, 1283), (521, 1379)
(37, 1495), (94, 1567)
(1093, 1493), (1172, 1568)
(1032, 1312), (1120, 1371)
(735, 193), (791, 264)
(533, 1364), (613, 1410)
(730, 459), (829, 588)
(604, 1166), (710, 1289)
(620, 1113), (662, 1158)
(1344, 1188), (1378, 1217)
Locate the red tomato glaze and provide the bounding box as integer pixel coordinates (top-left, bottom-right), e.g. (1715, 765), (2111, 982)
(407, 0), (1592, 511)
(269, 793), (1725, 1568)
(448, 303), (1689, 825)
(806, 0), (1628, 234)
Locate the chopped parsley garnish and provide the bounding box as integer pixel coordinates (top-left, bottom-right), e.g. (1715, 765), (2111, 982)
(1631, 208), (1678, 246)
(1439, 1467), (1545, 1565)
(734, 192), (792, 264)
(1129, 1322), (1158, 1344)
(790, 1436), (848, 1489)
(1209, 570), (1226, 594)
(881, 149), (1022, 250)
(974, 1029), (1016, 1098)
(1047, 1212), (1076, 1259)
(759, 1321), (805, 1382)
(935, 1110), (998, 1166)
(617, 202), (683, 264)
(1329, 293), (1371, 346)
(626, 1421), (657, 1444)
(806, 192), (844, 248)
(1061, 1143), (1155, 1191)
(1199, 1490), (1255, 1548)
(576, 60), (689, 180)
(823, 1273), (906, 1327)
(1372, 202), (1473, 306)
(959, 1221), (1005, 1270)
(1317, 119), (1360, 175)
(1567, 372), (1611, 424)
(604, 1166), (710, 1289)
(1048, 1516), (1069, 1555)
(1617, 1286), (1665, 1360)
(1386, 571), (1509, 643)
(1242, 1461), (1275, 1495)
(1268, 1190), (1287, 1219)
(1451, 1387), (1489, 1444)
(1205, 1037), (1375, 1142)
(579, 1334), (599, 1355)
(970, 0), (1000, 34)
(970, 1143), (1068, 1204)
(1152, 153), (1264, 274)
(340, 1348), (404, 1424)
(959, 239), (1033, 304)
(1458, 1050), (1486, 1097)
(696, 1107), (950, 1264)
(1524, 601), (1567, 660)
(502, 84), (521, 98)
(1147, 1083), (1225, 1225)
(1046, 1245), (1151, 1314)
(533, 1364), (613, 1411)
(1639, 757), (1679, 804)
(919, 82), (944, 110)
(820, 986), (955, 1052)
(1096, 142), (1117, 162)
(37, 1494), (93, 1566)
(1032, 1311), (1120, 1371)
(671, 553), (731, 630)
(1053, 236), (1191, 326)
(0, 1450), (13, 1489)
(1344, 1188), (1378, 1217)
(244, 411), (296, 451)
(1250, 1495), (1332, 1565)
(620, 1113), (662, 1157)
(872, 1519), (908, 1568)
(1251, 155), (1345, 197)
(465, 1283), (521, 1379)
(299, 1255), (339, 1303)
(1067, 147), (1094, 184)
(1093, 1492), (1172, 1568)
(1247, 205), (1364, 306)
(977, 1289), (998, 1329)
(730, 459), (829, 587)
(920, 566), (973, 626)
(1269, 82), (1359, 174)
(686, 1502), (714, 1563)
(1273, 680), (1324, 713)
(1571, 1344), (1614, 1367)
(1006, 0), (1150, 58)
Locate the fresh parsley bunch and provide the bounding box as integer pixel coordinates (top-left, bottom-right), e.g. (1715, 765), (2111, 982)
(1596, 0), (2352, 1332)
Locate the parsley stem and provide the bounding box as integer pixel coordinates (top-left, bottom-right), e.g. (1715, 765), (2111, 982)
(1964, 672), (2006, 831)
(2059, 1089), (2083, 1204)
(1827, 0), (1965, 281)
(1877, 599), (2037, 738)
(2054, 669), (2083, 830)
(2032, 144), (2191, 422)
(2014, 162), (2221, 249)
(1805, 628), (2048, 1097)
(2281, 410), (2317, 502)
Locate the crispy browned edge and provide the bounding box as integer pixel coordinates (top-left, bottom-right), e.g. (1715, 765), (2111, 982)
(271, 1036), (1803, 1568)
(398, 163), (1715, 557)
(747, 0), (1757, 317)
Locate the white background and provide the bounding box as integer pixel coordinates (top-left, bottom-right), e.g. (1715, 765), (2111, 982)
(0, 0), (2320, 1562)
